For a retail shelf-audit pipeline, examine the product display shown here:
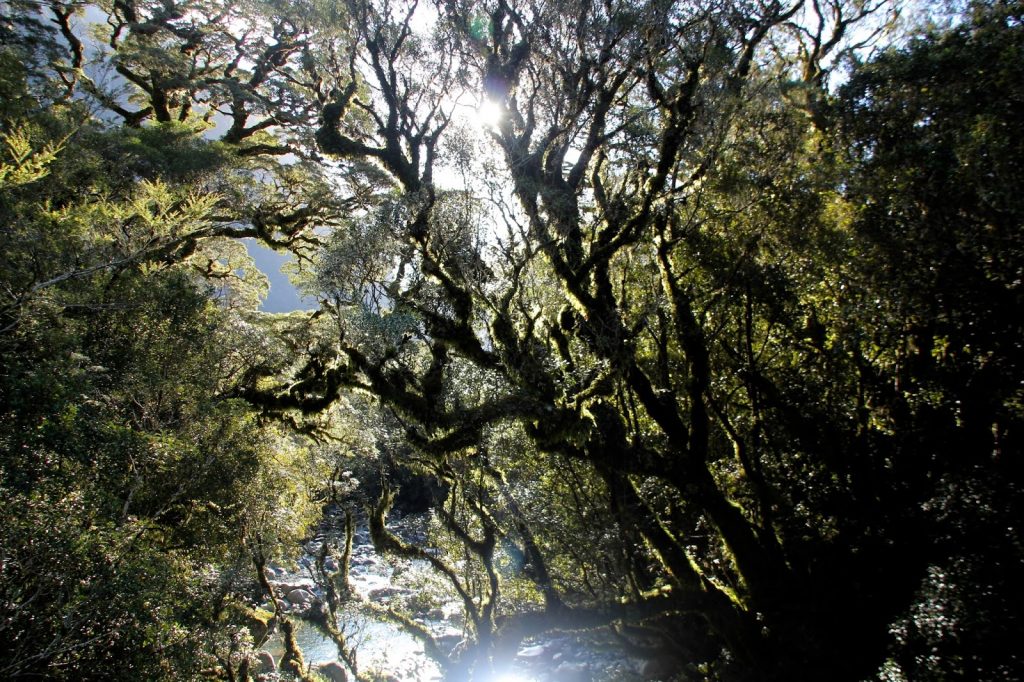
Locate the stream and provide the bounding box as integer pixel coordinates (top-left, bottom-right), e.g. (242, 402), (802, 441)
(260, 507), (653, 682)
(263, 510), (451, 680)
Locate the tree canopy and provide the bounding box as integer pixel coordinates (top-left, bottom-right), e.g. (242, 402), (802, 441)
(1, 0), (1022, 680)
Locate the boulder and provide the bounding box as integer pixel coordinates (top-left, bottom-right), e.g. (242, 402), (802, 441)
(316, 661), (348, 682)
(254, 651), (276, 674)
(552, 662), (591, 682)
(441, 602), (463, 622)
(641, 656), (676, 680)
(225, 603), (274, 646)
(437, 633), (464, 654)
(272, 578), (316, 593)
(368, 586), (408, 601)
(286, 588), (316, 606)
(517, 644), (550, 660)
(245, 607), (274, 644)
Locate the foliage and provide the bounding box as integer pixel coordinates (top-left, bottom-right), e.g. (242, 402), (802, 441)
(830, 5), (1024, 676)
(0, 9), (323, 679)
(3, 0), (1023, 680)
(249, 1), (1022, 679)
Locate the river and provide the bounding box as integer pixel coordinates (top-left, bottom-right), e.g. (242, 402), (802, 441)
(261, 507), (650, 681)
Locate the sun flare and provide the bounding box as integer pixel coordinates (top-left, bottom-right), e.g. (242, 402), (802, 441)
(476, 98), (504, 129)
(489, 674), (533, 682)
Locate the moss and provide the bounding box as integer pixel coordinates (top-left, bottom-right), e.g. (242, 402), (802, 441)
(225, 602), (275, 646)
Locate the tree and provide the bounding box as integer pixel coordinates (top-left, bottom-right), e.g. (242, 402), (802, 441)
(4, 0), (1021, 679)
(238, 0), (1024, 679)
(829, 3), (1024, 676)
(0, 11), (323, 679)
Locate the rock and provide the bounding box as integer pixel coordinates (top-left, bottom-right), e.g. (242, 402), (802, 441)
(368, 586), (408, 601)
(286, 588), (315, 606)
(552, 662), (591, 682)
(254, 651), (276, 674)
(352, 555), (379, 568)
(350, 573), (389, 595)
(441, 602), (463, 621)
(324, 556), (339, 572)
(226, 603), (274, 646)
(517, 644), (550, 660)
(272, 578), (316, 593)
(641, 657), (676, 680)
(437, 633), (464, 654)
(316, 661), (348, 682)
(245, 606), (274, 644)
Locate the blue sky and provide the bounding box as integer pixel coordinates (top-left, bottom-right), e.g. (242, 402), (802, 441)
(245, 240), (318, 313)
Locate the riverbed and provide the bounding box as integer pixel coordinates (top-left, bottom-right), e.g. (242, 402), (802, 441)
(262, 508), (651, 681)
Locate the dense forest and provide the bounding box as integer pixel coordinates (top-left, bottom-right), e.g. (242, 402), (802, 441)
(1, 0), (1022, 680)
